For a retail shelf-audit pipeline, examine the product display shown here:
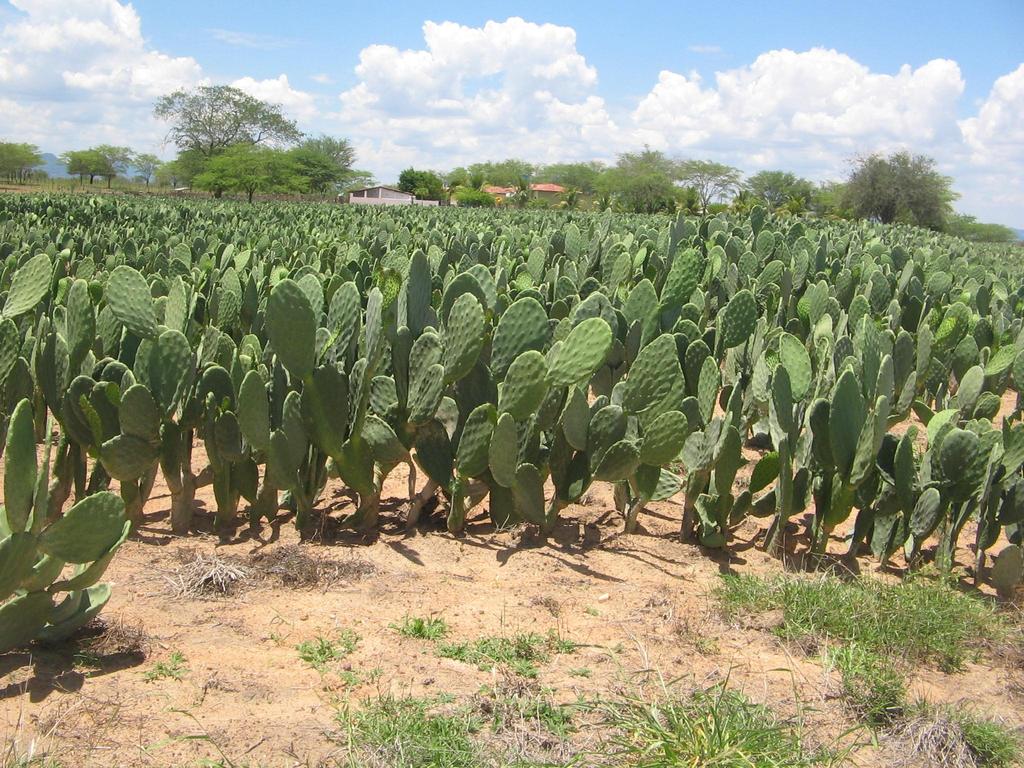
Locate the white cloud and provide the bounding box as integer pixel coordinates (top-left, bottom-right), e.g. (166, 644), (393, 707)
(310, 73), (334, 85)
(689, 44), (721, 54)
(333, 17), (619, 174)
(208, 28), (293, 50)
(232, 74), (318, 122)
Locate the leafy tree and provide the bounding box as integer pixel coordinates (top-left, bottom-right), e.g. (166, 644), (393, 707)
(132, 153), (162, 187)
(945, 214), (1017, 243)
(598, 150), (680, 215)
(0, 142), (43, 182)
(156, 150), (207, 188)
(537, 162), (604, 194)
(193, 145), (306, 202)
(467, 159), (535, 188)
(154, 85), (302, 158)
(845, 152), (956, 230)
(746, 170), (815, 210)
(397, 168), (446, 201)
(289, 135), (356, 194)
(677, 160), (742, 213)
(89, 145), (134, 188)
(454, 188), (496, 207)
(60, 149), (110, 184)
(560, 187), (582, 209)
(339, 170), (376, 192)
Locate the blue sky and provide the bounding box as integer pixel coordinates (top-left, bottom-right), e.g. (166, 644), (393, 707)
(1, 0), (1022, 223)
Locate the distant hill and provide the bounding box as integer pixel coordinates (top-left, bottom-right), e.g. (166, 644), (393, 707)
(39, 152), (72, 179)
(1015, 228), (1024, 242)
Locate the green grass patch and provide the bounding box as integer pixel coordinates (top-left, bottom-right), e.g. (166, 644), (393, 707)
(393, 615), (450, 640)
(717, 573), (1006, 671)
(297, 630), (359, 672)
(478, 684), (574, 740)
(828, 644), (906, 726)
(595, 682), (840, 767)
(143, 651), (187, 682)
(437, 630), (575, 678)
(337, 694), (485, 768)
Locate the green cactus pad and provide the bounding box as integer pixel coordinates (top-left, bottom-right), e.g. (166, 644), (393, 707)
(118, 384), (161, 443)
(0, 532), (37, 602)
(442, 293), (485, 384)
(267, 279), (316, 382)
(455, 403), (497, 478)
(3, 399), (36, 533)
(560, 387), (590, 451)
(106, 265), (157, 339)
(0, 591), (55, 653)
(150, 329), (194, 417)
(594, 439), (641, 482)
(511, 463), (546, 526)
(498, 350), (549, 420)
(778, 333), (812, 400)
(621, 334), (683, 414)
(548, 317), (612, 387)
(38, 491), (127, 564)
(237, 370), (271, 453)
(413, 418), (454, 488)
(100, 434), (158, 480)
(301, 365), (350, 457)
(717, 289), (757, 350)
(910, 486), (944, 542)
(3, 253), (52, 319)
(661, 248), (701, 309)
(490, 297), (550, 379)
(489, 413), (519, 488)
(829, 370), (866, 479)
(639, 410), (688, 466)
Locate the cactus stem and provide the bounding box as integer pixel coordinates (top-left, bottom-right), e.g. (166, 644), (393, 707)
(407, 479), (439, 528)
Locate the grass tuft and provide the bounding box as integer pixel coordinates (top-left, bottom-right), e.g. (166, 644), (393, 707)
(717, 573), (1007, 671)
(143, 651), (187, 682)
(296, 630), (359, 672)
(438, 631), (575, 678)
(392, 615), (450, 640)
(337, 695), (484, 768)
(828, 644), (906, 726)
(594, 680), (839, 767)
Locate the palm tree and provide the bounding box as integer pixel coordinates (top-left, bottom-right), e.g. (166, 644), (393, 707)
(561, 187), (581, 209)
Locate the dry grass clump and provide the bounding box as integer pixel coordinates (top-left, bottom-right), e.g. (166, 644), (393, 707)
(77, 616), (150, 659)
(248, 544), (378, 589)
(167, 548), (250, 598)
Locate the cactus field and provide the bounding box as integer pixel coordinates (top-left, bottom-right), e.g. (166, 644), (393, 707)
(1, 193), (1023, 765)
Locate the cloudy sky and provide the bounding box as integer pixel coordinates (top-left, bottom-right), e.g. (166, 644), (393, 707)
(1, 0), (1022, 225)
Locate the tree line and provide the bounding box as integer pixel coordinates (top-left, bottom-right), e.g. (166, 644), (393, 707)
(0, 84), (1017, 243)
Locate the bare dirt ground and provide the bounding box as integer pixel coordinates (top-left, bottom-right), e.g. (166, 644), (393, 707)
(2, 398), (1022, 767)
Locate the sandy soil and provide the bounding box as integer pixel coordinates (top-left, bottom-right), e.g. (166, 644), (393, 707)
(2, 398), (1022, 767)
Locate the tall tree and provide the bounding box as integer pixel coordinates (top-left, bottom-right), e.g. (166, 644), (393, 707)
(60, 149), (108, 184)
(132, 153), (162, 187)
(746, 170), (816, 210)
(467, 159), (535, 187)
(154, 85), (302, 158)
(677, 160), (742, 212)
(0, 142), (43, 182)
(536, 162), (605, 194)
(193, 145), (306, 202)
(397, 168), (445, 201)
(597, 149), (679, 214)
(92, 145), (133, 188)
(845, 152), (956, 229)
(289, 135), (356, 194)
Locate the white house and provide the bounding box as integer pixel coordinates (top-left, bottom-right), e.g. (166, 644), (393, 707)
(343, 186), (439, 206)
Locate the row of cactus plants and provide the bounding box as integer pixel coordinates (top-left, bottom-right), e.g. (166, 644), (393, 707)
(1, 194), (1024, 651)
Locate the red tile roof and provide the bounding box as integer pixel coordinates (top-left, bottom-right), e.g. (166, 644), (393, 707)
(530, 183), (565, 193)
